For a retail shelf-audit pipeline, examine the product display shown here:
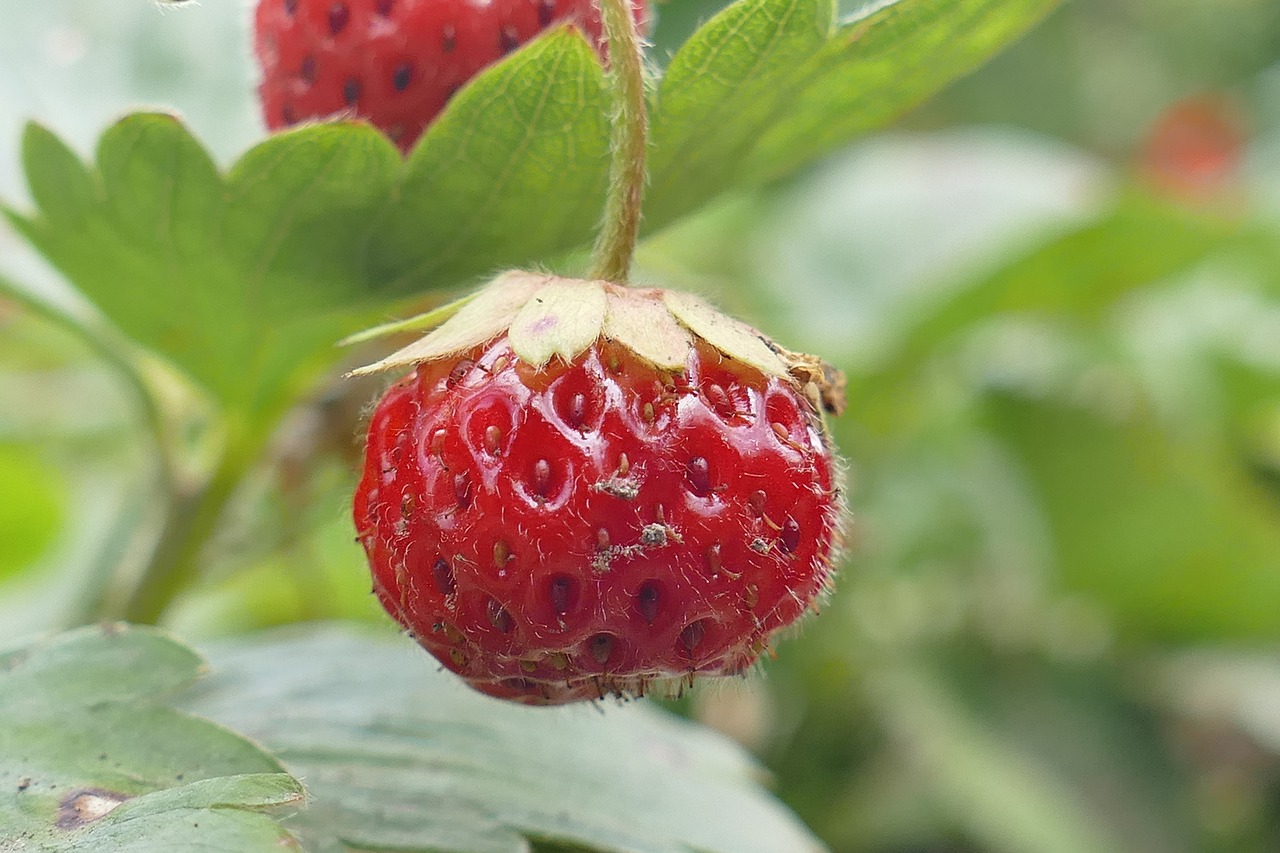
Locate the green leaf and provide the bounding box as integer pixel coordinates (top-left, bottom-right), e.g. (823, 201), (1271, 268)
(0, 624), (303, 850)
(645, 0), (830, 225)
(4, 0), (1059, 420)
(373, 29), (612, 289)
(739, 0), (1062, 184)
(184, 625), (827, 853)
(984, 389), (1280, 640)
(8, 116), (401, 417)
(646, 0), (1061, 225)
(859, 197), (1235, 401)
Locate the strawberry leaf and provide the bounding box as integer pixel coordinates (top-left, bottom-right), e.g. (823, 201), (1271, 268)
(7, 116), (402, 415)
(647, 0), (1061, 224)
(3, 0), (1059, 422)
(184, 625), (827, 853)
(374, 30), (612, 289)
(0, 624), (303, 850)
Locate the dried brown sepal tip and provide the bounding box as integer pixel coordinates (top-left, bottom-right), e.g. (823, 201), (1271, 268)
(349, 270), (846, 417)
(770, 346), (847, 417)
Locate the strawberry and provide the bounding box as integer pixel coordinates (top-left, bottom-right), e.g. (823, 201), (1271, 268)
(1139, 94), (1246, 202)
(254, 0), (648, 152)
(352, 273), (845, 705)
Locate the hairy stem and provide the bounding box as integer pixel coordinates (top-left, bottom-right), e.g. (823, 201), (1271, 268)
(588, 0), (648, 283)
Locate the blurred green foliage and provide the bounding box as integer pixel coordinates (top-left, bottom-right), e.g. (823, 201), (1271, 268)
(2, 0), (1280, 851)
(0, 443), (63, 582)
(645, 0), (1280, 848)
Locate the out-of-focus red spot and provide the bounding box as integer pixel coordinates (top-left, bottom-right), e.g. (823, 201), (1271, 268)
(1139, 94), (1248, 202)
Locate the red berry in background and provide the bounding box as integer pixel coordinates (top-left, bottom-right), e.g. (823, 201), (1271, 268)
(352, 273), (846, 705)
(1139, 94), (1247, 202)
(254, 0), (648, 152)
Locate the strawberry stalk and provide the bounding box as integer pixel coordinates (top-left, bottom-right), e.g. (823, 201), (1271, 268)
(589, 0), (649, 284)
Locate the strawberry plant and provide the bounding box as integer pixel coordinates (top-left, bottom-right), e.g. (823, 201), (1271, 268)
(8, 0), (1280, 851)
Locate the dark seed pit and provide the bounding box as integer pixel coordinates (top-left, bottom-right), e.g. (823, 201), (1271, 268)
(780, 518), (801, 553)
(635, 580), (661, 624)
(432, 558), (455, 595)
(392, 61), (413, 91)
(499, 25), (520, 54)
(589, 633), (615, 665)
(328, 2), (350, 35)
(487, 598), (514, 633)
(343, 77), (362, 105)
(679, 620), (705, 654)
(548, 575), (577, 616)
(687, 457), (711, 496)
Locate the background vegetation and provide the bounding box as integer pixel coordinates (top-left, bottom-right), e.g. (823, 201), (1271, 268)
(2, 0), (1280, 850)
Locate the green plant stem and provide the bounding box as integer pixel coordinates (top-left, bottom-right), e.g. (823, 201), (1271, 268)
(588, 0), (649, 284)
(0, 276), (210, 627)
(115, 424), (259, 624)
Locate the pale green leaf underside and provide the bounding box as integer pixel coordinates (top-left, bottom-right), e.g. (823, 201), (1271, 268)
(3, 0), (1057, 414)
(0, 625), (303, 851)
(184, 626), (827, 853)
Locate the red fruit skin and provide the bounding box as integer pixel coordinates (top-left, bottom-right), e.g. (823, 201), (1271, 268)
(1139, 94), (1247, 202)
(255, 0), (648, 152)
(354, 335), (841, 705)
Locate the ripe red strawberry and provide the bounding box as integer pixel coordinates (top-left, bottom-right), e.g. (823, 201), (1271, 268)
(254, 0), (648, 151)
(352, 273), (845, 705)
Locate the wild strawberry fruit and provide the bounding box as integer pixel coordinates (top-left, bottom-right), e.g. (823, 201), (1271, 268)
(352, 272), (846, 705)
(254, 0), (648, 152)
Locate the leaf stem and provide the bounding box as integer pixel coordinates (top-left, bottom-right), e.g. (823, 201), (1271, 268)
(588, 0), (648, 283)
(115, 420), (259, 624)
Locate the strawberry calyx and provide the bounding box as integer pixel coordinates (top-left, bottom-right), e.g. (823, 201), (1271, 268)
(350, 271), (846, 417)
